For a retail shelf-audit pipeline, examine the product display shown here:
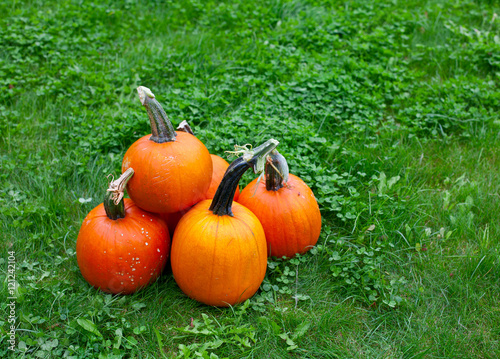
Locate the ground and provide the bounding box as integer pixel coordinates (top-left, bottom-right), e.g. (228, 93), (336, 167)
(0, 0), (499, 358)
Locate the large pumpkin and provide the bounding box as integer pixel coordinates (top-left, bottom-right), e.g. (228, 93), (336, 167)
(122, 87), (212, 214)
(238, 150), (321, 258)
(170, 139), (278, 306)
(76, 169), (170, 294)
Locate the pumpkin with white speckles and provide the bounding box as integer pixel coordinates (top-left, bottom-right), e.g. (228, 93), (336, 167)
(76, 169), (170, 294)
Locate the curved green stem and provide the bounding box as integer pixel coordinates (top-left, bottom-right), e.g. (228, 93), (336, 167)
(137, 86), (177, 143)
(210, 139), (279, 216)
(104, 168), (134, 220)
(265, 150), (289, 191)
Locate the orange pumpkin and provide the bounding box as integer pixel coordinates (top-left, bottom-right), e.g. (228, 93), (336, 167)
(122, 87), (212, 214)
(238, 150), (321, 258)
(170, 139), (279, 306)
(158, 206), (192, 237)
(76, 169), (170, 294)
(205, 154), (239, 201)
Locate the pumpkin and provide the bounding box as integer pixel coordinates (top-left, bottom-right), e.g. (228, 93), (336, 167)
(158, 206), (192, 238)
(237, 150), (321, 258)
(170, 139), (279, 306)
(122, 86), (212, 214)
(76, 168), (170, 294)
(205, 154), (240, 201)
(176, 121), (239, 201)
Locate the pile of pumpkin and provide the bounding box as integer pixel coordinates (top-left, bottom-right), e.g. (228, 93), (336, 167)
(76, 86), (321, 307)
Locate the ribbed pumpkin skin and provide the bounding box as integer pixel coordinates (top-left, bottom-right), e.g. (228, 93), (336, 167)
(171, 200), (267, 307)
(238, 174), (321, 258)
(205, 154), (239, 201)
(122, 131), (212, 214)
(76, 199), (170, 294)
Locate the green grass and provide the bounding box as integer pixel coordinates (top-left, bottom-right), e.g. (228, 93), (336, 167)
(1, 0), (499, 357)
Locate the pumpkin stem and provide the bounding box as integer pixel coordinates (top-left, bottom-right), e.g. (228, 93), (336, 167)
(210, 139), (279, 216)
(104, 168), (134, 220)
(176, 120), (194, 135)
(137, 86), (177, 143)
(265, 150), (289, 191)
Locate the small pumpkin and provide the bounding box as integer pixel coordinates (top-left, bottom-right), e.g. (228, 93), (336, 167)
(170, 139), (279, 306)
(158, 206), (192, 238)
(237, 150), (321, 258)
(76, 169), (170, 294)
(122, 87), (212, 214)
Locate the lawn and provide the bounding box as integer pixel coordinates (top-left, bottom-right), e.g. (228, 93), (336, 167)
(1, 0), (499, 358)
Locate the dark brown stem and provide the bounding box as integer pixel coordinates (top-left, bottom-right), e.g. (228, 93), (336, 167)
(265, 150), (289, 191)
(209, 139), (279, 216)
(137, 86), (177, 143)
